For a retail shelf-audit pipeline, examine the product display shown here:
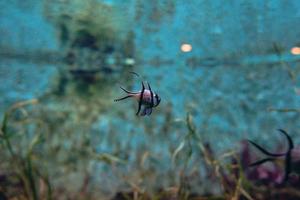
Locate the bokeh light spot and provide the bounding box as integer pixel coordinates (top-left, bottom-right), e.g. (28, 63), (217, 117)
(181, 43), (192, 52)
(291, 47), (300, 55)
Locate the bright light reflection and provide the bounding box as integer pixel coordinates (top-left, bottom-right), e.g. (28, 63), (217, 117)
(291, 47), (300, 55)
(181, 43), (192, 52)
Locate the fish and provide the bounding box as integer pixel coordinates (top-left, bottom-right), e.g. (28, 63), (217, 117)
(248, 129), (294, 183)
(114, 72), (161, 116)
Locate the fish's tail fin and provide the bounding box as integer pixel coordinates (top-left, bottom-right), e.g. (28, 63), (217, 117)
(114, 95), (133, 102)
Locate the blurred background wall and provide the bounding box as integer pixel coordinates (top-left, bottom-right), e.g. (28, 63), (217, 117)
(1, 0), (300, 196)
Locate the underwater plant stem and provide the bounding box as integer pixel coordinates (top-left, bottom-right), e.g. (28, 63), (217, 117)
(1, 101), (41, 199)
(186, 120), (233, 197)
(46, 177), (53, 200)
(34, 168), (52, 200)
(232, 177), (241, 200)
(25, 154), (38, 200)
(273, 43), (296, 83)
(3, 137), (34, 200)
(3, 134), (16, 158)
(185, 113), (234, 197)
(1, 113), (16, 158)
(1, 126), (32, 199)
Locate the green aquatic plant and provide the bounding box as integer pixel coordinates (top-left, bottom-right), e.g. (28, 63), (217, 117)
(0, 98), (129, 199)
(0, 99), (52, 200)
(171, 113), (256, 200)
(248, 129), (294, 183)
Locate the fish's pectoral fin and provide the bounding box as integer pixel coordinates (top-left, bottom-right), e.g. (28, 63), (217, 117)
(114, 95), (132, 102)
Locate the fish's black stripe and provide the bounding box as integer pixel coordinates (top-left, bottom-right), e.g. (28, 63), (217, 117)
(284, 151), (292, 182)
(147, 82), (154, 107)
(155, 94), (159, 106)
(136, 81), (145, 115)
(150, 91), (154, 107)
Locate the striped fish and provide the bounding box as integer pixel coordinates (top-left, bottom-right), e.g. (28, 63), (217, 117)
(114, 73), (161, 116)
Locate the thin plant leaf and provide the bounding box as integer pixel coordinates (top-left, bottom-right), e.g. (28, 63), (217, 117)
(25, 155), (38, 200)
(9, 99), (38, 113)
(28, 133), (43, 155)
(186, 113), (196, 135)
(239, 187), (255, 200)
(1, 112), (8, 137)
(94, 152), (126, 164)
(172, 141), (185, 164)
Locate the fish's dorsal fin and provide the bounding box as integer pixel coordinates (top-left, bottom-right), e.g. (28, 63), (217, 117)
(248, 140), (286, 157)
(278, 129), (294, 150)
(129, 71), (141, 78)
(119, 86), (139, 94)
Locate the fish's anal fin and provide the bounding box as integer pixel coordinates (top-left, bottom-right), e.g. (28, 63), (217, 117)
(139, 107), (152, 116)
(146, 107), (152, 115)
